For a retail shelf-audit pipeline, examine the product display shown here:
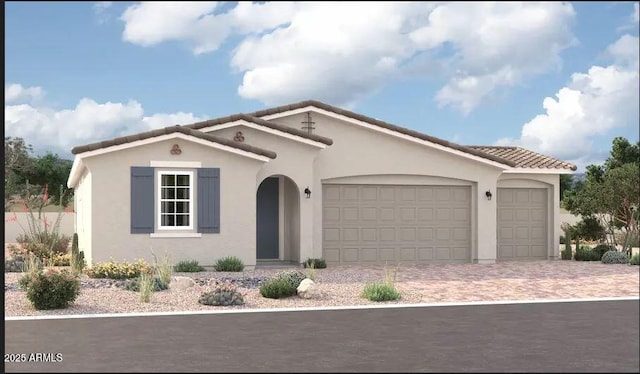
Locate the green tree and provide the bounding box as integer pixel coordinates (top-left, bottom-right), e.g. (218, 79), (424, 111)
(559, 174), (574, 202)
(19, 152), (74, 207)
(565, 137), (640, 253)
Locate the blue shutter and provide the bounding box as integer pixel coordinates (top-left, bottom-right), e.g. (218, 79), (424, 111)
(131, 167), (154, 234)
(198, 168), (220, 233)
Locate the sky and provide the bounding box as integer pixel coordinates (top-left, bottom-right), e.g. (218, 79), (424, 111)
(4, 1), (640, 172)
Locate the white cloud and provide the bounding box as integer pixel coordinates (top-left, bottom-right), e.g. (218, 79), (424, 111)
(496, 34), (639, 168)
(5, 83), (44, 103)
(4, 92), (204, 158)
(118, 2), (576, 111)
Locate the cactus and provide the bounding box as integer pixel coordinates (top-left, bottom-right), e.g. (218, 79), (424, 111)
(71, 233), (86, 274)
(562, 229), (572, 260)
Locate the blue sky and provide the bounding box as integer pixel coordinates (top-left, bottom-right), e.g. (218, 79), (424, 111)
(5, 2), (639, 171)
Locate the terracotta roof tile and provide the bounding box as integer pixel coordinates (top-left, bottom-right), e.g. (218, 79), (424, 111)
(466, 146), (577, 170)
(71, 125), (277, 159)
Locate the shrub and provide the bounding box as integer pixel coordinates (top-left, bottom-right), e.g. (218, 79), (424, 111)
(138, 272), (154, 303)
(124, 276), (169, 292)
(573, 216), (606, 242)
(561, 228), (573, 260)
(303, 258), (327, 269)
(259, 277), (297, 299)
(574, 245), (601, 261)
(213, 256), (244, 272)
(151, 251), (173, 286)
(601, 251), (630, 264)
(198, 282), (245, 306)
(5, 255), (31, 273)
(275, 270), (306, 289)
(49, 252), (71, 267)
(361, 282), (401, 302)
(593, 244), (616, 259)
(630, 253), (640, 265)
(305, 262), (316, 281)
(24, 269), (81, 310)
(174, 260), (205, 273)
(16, 232), (71, 260)
(84, 259), (152, 279)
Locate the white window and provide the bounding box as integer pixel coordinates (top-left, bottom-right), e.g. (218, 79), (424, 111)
(157, 171), (194, 230)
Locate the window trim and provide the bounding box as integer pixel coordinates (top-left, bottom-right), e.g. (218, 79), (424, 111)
(157, 170), (194, 231)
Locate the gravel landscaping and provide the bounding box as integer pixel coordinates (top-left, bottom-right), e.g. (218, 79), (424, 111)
(4, 260), (639, 317)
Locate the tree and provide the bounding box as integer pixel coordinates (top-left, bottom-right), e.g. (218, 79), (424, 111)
(565, 137), (640, 253)
(4, 137), (35, 208)
(560, 174), (574, 202)
(18, 152), (74, 207)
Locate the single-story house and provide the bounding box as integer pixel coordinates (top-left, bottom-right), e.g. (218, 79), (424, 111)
(67, 100), (577, 268)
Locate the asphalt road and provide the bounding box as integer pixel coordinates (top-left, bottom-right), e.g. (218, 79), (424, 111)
(5, 299), (639, 373)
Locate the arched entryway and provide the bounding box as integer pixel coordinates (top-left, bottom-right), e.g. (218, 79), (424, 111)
(256, 175), (301, 263)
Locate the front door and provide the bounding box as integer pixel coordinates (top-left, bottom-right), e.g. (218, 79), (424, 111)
(257, 177), (279, 259)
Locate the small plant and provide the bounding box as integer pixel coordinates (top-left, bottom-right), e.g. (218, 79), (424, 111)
(213, 256), (245, 272)
(174, 260), (205, 273)
(630, 253), (640, 266)
(361, 282), (401, 302)
(275, 270), (306, 289)
(70, 233), (86, 275)
(306, 261), (316, 281)
(151, 250), (173, 287)
(84, 259), (152, 279)
(601, 250), (630, 264)
(303, 258), (327, 269)
(17, 255), (44, 291)
(24, 269), (81, 310)
(138, 272), (154, 303)
(592, 244), (615, 260)
(5, 255), (28, 273)
(124, 276), (169, 292)
(259, 277), (297, 299)
(574, 245), (601, 261)
(198, 282), (245, 306)
(49, 252), (71, 267)
(561, 228), (573, 260)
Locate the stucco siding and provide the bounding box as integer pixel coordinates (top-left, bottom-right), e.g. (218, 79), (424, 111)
(498, 174), (560, 259)
(269, 112), (504, 262)
(82, 138), (264, 267)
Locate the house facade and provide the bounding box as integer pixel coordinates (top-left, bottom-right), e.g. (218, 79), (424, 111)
(67, 100), (576, 268)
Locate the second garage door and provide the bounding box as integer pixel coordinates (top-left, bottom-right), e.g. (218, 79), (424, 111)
(497, 188), (548, 260)
(322, 184), (471, 265)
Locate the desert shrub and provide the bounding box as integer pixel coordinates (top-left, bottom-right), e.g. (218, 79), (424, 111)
(593, 244), (616, 259)
(259, 277), (297, 299)
(24, 269), (81, 310)
(49, 252), (71, 267)
(361, 282), (401, 302)
(275, 270), (306, 289)
(630, 253), (640, 265)
(16, 255), (45, 289)
(213, 256), (244, 272)
(16, 232), (71, 260)
(574, 245), (601, 261)
(601, 251), (630, 264)
(84, 259), (152, 279)
(573, 216), (605, 242)
(198, 282), (245, 306)
(5, 255), (31, 272)
(124, 276), (169, 292)
(303, 258), (327, 269)
(151, 251), (173, 286)
(174, 260), (205, 273)
(138, 272), (154, 303)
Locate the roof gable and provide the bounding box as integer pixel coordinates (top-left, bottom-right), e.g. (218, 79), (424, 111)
(249, 100), (517, 167)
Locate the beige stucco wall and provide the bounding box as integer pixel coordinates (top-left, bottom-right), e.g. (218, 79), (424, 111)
(74, 168), (93, 264)
(268, 112), (505, 263)
(81, 138), (265, 267)
(497, 173), (561, 259)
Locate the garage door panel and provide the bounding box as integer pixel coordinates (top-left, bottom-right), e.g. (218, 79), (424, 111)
(497, 188), (548, 261)
(324, 185), (341, 201)
(323, 184), (470, 264)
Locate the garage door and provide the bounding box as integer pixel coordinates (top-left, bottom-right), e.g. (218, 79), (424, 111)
(497, 188), (548, 260)
(322, 184), (471, 264)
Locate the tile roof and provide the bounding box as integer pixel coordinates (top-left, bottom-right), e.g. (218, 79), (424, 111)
(466, 146), (577, 170)
(184, 113), (333, 146)
(71, 125), (277, 159)
(247, 100), (517, 167)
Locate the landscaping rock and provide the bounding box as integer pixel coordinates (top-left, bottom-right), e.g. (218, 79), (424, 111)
(297, 278), (321, 299)
(170, 276), (196, 290)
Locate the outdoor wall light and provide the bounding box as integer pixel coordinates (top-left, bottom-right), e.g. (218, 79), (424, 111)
(304, 187), (311, 199)
(485, 190), (493, 201)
